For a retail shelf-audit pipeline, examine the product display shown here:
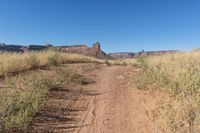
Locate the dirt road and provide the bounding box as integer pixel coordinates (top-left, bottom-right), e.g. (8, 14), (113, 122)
(77, 65), (154, 133)
(29, 65), (155, 133)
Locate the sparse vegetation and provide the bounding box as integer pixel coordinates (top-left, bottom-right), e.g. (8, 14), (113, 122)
(122, 62), (127, 66)
(105, 60), (111, 66)
(0, 68), (89, 132)
(47, 52), (62, 66)
(134, 52), (200, 132)
(0, 50), (135, 132)
(3, 49), (196, 132)
(136, 57), (148, 68)
(106, 58), (137, 66)
(25, 53), (40, 69)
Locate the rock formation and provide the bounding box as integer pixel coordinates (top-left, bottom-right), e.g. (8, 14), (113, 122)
(193, 48), (200, 52)
(0, 42), (179, 59)
(22, 45), (53, 52)
(109, 50), (178, 59)
(0, 42), (109, 59)
(108, 52), (136, 59)
(59, 42), (109, 59)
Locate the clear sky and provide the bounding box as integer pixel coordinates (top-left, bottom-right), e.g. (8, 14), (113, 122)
(0, 0), (200, 52)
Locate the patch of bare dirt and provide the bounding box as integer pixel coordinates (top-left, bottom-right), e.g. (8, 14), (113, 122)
(77, 65), (156, 133)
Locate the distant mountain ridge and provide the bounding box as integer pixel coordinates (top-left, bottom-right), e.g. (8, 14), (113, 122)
(0, 42), (179, 59)
(59, 42), (109, 59)
(0, 43), (24, 52)
(109, 50), (178, 59)
(0, 42), (110, 59)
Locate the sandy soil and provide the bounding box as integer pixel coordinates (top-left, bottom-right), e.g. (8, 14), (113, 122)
(27, 64), (157, 133)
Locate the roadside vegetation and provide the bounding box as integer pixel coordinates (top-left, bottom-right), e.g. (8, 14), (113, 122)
(0, 50), (97, 132)
(105, 58), (137, 66)
(0, 50), (103, 76)
(0, 50), (135, 132)
(0, 68), (89, 132)
(134, 52), (200, 132)
(0, 50), (137, 77)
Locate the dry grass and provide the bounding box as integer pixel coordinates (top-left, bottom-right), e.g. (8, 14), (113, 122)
(106, 58), (137, 66)
(0, 50), (137, 132)
(0, 50), (104, 76)
(0, 67), (89, 132)
(134, 52), (200, 133)
(0, 50), (137, 76)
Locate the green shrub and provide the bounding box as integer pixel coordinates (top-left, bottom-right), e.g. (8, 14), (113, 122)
(137, 57), (148, 69)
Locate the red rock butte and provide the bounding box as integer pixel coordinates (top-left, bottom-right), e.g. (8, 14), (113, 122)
(59, 42), (109, 59)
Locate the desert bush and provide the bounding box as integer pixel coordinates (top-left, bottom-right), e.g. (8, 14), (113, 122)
(136, 57), (148, 69)
(105, 60), (111, 66)
(134, 52), (200, 132)
(122, 62), (127, 66)
(25, 53), (40, 69)
(47, 52), (62, 66)
(0, 53), (27, 75)
(113, 62), (121, 65)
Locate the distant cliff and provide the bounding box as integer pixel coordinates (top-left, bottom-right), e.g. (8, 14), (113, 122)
(109, 50), (178, 59)
(59, 42), (109, 59)
(0, 42), (109, 59)
(0, 43), (50, 52)
(0, 43), (24, 52)
(0, 42), (179, 59)
(108, 52), (136, 59)
(193, 48), (200, 52)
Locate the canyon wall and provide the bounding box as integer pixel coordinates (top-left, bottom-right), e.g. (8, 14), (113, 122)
(109, 50), (178, 59)
(0, 42), (180, 59)
(0, 42), (109, 59)
(58, 42), (108, 58)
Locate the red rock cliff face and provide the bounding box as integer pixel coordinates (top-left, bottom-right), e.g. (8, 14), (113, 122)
(59, 42), (108, 59)
(60, 45), (89, 53)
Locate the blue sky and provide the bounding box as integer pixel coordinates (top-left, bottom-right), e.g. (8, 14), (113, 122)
(0, 0), (200, 52)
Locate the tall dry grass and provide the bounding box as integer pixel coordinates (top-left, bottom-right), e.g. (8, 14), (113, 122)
(0, 50), (103, 76)
(134, 52), (200, 133)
